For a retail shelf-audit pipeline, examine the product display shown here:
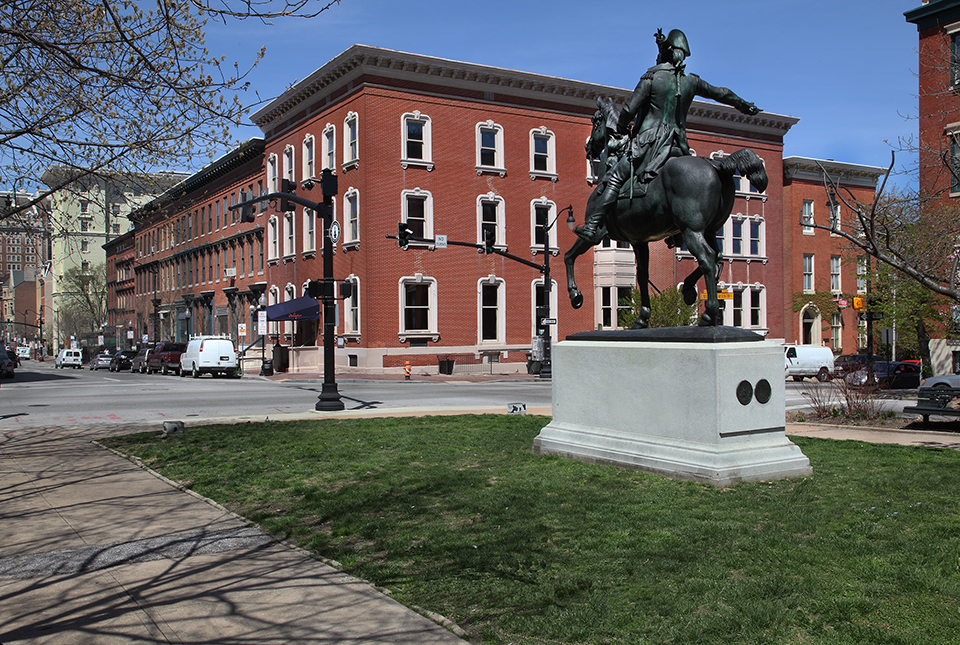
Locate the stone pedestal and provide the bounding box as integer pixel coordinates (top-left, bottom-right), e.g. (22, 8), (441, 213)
(533, 328), (812, 486)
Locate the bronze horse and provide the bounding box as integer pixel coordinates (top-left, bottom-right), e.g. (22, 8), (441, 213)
(566, 98), (768, 327)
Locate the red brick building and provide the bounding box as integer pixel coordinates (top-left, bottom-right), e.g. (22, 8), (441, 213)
(104, 229), (136, 349)
(124, 45), (802, 374)
(906, 0), (960, 200)
(782, 157), (885, 352)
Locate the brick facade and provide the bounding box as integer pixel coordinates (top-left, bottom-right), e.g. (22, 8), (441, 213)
(124, 45), (809, 374)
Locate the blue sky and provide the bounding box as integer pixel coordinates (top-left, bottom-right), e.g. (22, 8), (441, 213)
(205, 0), (921, 178)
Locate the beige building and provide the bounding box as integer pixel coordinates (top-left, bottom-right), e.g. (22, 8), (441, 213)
(40, 168), (186, 351)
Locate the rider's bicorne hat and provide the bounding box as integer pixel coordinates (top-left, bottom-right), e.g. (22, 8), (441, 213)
(658, 29), (690, 57)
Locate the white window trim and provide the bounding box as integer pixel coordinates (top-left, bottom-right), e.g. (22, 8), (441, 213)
(283, 145), (295, 183)
(322, 123), (336, 171)
(401, 187), (434, 247)
(268, 285), (280, 335)
(343, 188), (360, 249)
(477, 275), (506, 346)
(267, 216), (279, 262)
(529, 126), (557, 181)
(830, 255), (842, 294)
(802, 200), (814, 235)
(530, 198), (559, 255)
(283, 283), (295, 336)
(303, 208), (316, 255)
(477, 192), (506, 249)
(283, 211), (295, 258)
(267, 154), (279, 194)
(475, 120), (505, 177)
(803, 254), (815, 293)
(343, 274), (361, 337)
(398, 274), (438, 342)
(343, 112), (359, 171)
(302, 134), (316, 182)
(401, 111), (433, 171)
(532, 277), (559, 340)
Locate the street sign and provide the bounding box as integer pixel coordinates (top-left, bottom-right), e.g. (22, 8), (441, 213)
(540, 317), (557, 325)
(257, 310), (267, 335)
(328, 219), (341, 244)
(700, 290), (733, 300)
(858, 312), (883, 322)
(435, 234), (447, 249)
(238, 323), (247, 337)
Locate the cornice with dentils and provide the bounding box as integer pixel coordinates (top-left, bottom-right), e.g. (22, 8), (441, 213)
(251, 44), (798, 140)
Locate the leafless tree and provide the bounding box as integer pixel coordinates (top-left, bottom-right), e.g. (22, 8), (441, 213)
(0, 0), (342, 227)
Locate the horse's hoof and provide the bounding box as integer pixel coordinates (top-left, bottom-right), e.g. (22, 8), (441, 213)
(630, 319), (648, 330)
(569, 289), (583, 309)
(698, 312), (718, 327)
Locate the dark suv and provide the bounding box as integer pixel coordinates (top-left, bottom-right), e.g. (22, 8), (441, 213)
(109, 350), (138, 372)
(146, 342), (187, 375)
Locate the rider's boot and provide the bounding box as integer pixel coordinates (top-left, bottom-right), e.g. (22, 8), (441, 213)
(575, 172), (625, 244)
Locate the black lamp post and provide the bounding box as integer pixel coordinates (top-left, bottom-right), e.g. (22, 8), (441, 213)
(316, 169), (344, 411)
(538, 206), (577, 379)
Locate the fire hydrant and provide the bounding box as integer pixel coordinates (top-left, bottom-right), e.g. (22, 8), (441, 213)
(404, 361), (411, 380)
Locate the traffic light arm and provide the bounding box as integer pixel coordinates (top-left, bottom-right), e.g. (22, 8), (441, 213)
(230, 191), (322, 214)
(386, 231), (546, 273)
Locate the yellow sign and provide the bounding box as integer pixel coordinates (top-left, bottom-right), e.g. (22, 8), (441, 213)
(700, 290), (734, 300)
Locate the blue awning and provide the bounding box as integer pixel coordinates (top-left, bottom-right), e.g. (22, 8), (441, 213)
(265, 296), (319, 321)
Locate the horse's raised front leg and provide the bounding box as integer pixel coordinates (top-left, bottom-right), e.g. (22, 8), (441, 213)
(630, 243), (651, 329)
(681, 266), (703, 306)
(683, 230), (719, 326)
(564, 236), (594, 309)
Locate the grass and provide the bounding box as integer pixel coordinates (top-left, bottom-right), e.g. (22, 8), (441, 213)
(102, 416), (960, 644)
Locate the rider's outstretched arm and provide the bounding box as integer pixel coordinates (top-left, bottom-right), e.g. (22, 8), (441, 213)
(693, 76), (760, 115)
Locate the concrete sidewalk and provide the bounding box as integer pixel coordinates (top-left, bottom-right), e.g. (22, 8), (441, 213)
(0, 424), (466, 644)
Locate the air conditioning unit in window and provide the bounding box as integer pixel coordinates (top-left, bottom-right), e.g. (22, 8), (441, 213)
(224, 267), (237, 277)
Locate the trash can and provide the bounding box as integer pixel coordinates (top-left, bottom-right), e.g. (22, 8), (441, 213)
(526, 352), (541, 375)
(272, 344), (289, 373)
(438, 355), (455, 375)
(260, 358), (274, 376)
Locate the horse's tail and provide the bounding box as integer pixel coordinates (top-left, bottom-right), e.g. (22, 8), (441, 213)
(714, 148), (768, 193)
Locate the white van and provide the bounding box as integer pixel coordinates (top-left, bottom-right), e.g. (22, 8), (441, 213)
(55, 348), (83, 369)
(784, 344), (835, 382)
(179, 336), (238, 378)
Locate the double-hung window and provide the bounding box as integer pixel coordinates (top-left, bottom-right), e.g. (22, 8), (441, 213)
(268, 217), (279, 261)
(402, 188), (432, 243)
(478, 193), (504, 248)
(802, 200), (814, 234)
(479, 278), (505, 343)
(531, 200), (558, 253)
(322, 124), (336, 171)
(303, 135), (315, 181)
(303, 209), (316, 253)
(476, 120), (505, 176)
(343, 112), (359, 170)
(267, 154), (278, 194)
(344, 189), (360, 245)
(284, 212), (295, 257)
(529, 127), (556, 180)
(343, 276), (360, 335)
(399, 276), (437, 339)
(830, 255), (841, 293)
(401, 112), (432, 170)
(803, 254), (815, 292)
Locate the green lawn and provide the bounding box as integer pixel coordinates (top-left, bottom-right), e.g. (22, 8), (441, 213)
(103, 416), (960, 644)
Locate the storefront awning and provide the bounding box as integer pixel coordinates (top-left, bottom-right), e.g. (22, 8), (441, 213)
(265, 296), (319, 321)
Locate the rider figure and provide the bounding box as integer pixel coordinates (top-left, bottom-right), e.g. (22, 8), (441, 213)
(575, 28), (761, 245)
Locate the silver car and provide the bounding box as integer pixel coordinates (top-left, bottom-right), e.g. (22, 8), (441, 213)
(919, 373), (960, 390)
(89, 353), (113, 371)
(0, 346), (14, 378)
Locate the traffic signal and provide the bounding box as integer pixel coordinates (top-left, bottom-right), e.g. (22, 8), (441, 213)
(239, 191), (255, 223)
(398, 221), (412, 248)
(340, 280), (353, 300)
(279, 178), (296, 212)
(853, 296), (865, 311)
(483, 228), (495, 254)
(307, 280), (322, 298)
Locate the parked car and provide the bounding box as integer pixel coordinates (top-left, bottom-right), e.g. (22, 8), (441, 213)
(784, 344), (835, 382)
(845, 361), (921, 389)
(919, 373), (960, 390)
(16, 346), (30, 360)
(131, 347), (153, 373)
(0, 346), (15, 378)
(147, 342), (187, 375)
(89, 352), (113, 371)
(179, 336), (239, 378)
(834, 354), (884, 378)
(109, 350), (138, 372)
(55, 348), (83, 369)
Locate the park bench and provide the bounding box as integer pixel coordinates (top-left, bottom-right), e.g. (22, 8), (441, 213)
(902, 387), (960, 423)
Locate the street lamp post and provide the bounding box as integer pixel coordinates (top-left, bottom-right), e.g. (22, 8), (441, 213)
(316, 169), (344, 411)
(538, 206), (577, 379)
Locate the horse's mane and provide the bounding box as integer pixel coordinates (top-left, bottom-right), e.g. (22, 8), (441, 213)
(596, 97), (621, 132)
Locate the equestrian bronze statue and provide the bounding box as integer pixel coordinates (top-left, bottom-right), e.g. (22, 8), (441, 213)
(567, 28), (766, 327)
